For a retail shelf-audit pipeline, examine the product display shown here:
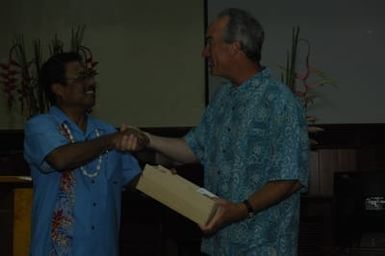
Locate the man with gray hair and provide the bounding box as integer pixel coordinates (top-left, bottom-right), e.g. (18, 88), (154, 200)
(128, 8), (309, 255)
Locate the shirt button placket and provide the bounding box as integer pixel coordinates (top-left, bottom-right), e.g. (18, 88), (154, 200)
(90, 179), (96, 232)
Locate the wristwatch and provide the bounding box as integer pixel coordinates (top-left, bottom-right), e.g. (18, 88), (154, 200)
(243, 199), (255, 218)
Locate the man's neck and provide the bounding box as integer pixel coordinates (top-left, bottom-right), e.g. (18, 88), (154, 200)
(58, 105), (88, 132)
(230, 61), (262, 86)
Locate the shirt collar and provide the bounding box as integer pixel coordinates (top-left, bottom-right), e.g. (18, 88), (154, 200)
(229, 67), (271, 95)
(48, 106), (97, 137)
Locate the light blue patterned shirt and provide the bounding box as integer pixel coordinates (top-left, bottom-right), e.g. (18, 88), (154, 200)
(185, 68), (309, 256)
(24, 106), (141, 256)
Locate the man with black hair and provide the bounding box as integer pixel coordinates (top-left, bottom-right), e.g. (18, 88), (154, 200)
(24, 52), (145, 255)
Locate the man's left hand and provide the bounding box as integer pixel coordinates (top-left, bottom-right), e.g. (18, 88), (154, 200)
(199, 198), (248, 235)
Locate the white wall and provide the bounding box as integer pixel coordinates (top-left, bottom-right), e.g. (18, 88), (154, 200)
(208, 0), (385, 124)
(0, 0), (205, 128)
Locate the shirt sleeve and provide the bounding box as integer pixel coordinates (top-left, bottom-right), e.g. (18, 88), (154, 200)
(24, 115), (69, 173)
(268, 92), (310, 188)
(184, 110), (210, 164)
(120, 152), (141, 186)
(184, 85), (228, 164)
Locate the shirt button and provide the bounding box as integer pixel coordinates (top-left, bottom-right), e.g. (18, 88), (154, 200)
(91, 180), (95, 184)
(91, 225), (95, 230)
(93, 202), (96, 207)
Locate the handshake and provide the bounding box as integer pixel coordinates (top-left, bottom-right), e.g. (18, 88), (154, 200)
(113, 125), (150, 152)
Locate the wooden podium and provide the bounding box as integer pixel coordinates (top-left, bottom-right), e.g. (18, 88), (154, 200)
(0, 176), (32, 256)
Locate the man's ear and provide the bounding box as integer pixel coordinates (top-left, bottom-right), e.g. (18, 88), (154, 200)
(51, 83), (64, 98)
(231, 41), (243, 55)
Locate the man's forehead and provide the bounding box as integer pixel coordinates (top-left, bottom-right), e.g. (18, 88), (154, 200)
(65, 61), (85, 77)
(207, 16), (229, 36)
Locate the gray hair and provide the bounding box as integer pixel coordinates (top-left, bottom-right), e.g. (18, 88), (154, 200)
(218, 8), (264, 62)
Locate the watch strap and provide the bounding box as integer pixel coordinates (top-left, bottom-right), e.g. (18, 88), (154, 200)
(243, 199), (255, 218)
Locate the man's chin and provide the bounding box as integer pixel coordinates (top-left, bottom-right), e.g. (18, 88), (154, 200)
(209, 67), (218, 76)
(85, 101), (96, 112)
(209, 70), (222, 78)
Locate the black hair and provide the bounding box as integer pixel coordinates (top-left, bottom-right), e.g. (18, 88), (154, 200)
(39, 52), (82, 105)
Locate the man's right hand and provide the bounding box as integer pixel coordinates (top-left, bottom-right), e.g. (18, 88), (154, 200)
(113, 124), (150, 151)
(114, 125), (198, 164)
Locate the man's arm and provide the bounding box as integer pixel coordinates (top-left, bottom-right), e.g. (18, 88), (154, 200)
(46, 130), (135, 171)
(147, 134), (198, 164)
(247, 180), (302, 213)
(200, 180), (302, 233)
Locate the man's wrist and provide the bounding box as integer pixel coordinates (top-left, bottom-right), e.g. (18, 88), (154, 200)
(142, 132), (151, 148)
(242, 199), (255, 218)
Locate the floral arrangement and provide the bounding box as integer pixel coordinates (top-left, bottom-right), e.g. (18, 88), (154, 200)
(0, 26), (98, 117)
(281, 26), (335, 144)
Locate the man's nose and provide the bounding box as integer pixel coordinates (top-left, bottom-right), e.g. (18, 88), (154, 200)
(201, 45), (210, 58)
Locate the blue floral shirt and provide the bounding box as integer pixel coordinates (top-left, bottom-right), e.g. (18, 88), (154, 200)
(24, 106), (141, 256)
(185, 68), (309, 256)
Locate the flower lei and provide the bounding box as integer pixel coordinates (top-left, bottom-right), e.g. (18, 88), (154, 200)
(61, 123), (103, 178)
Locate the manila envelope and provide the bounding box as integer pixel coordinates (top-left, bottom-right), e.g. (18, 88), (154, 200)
(135, 164), (217, 226)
